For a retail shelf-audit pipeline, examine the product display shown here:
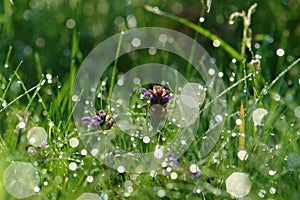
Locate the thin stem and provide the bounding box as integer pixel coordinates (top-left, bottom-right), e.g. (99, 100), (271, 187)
(108, 25), (125, 109)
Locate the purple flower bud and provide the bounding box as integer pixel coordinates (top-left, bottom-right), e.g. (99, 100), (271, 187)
(192, 171), (201, 177)
(82, 110), (116, 130)
(40, 141), (48, 149)
(28, 146), (37, 154)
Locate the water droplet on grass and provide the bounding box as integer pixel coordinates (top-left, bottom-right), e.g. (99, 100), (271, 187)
(212, 40), (220, 47)
(33, 186), (40, 193)
(143, 136), (150, 143)
(27, 127), (47, 147)
(268, 170), (277, 176)
(237, 150), (248, 161)
(131, 38), (141, 47)
(154, 149), (163, 159)
(276, 48), (285, 57)
(189, 164), (199, 173)
(86, 175), (94, 183)
(258, 189), (266, 198)
(69, 138), (79, 148)
(170, 172), (177, 179)
(269, 187), (276, 194)
(69, 162), (77, 171)
(252, 108), (268, 126)
(157, 189), (166, 198)
(117, 166), (125, 173)
(226, 172), (251, 198)
(148, 47), (157, 55)
(235, 119), (242, 125)
(18, 121), (26, 129)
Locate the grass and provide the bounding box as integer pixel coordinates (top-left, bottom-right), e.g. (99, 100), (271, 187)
(1, 1), (300, 199)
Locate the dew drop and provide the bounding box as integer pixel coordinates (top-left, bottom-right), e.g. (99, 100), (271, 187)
(258, 189), (266, 198)
(235, 119), (242, 125)
(226, 172), (251, 198)
(269, 187), (276, 194)
(189, 164), (199, 173)
(276, 48), (285, 57)
(237, 150), (248, 161)
(18, 121), (26, 129)
(143, 136), (150, 144)
(69, 162), (77, 171)
(86, 175), (94, 183)
(199, 17), (205, 22)
(170, 172), (177, 180)
(154, 149), (163, 159)
(33, 186), (40, 193)
(268, 170), (277, 176)
(148, 47), (156, 55)
(212, 40), (220, 47)
(157, 189), (166, 198)
(252, 108), (268, 126)
(208, 68), (215, 75)
(27, 127), (48, 147)
(131, 37), (141, 47)
(66, 18), (76, 29)
(158, 34), (168, 43)
(117, 166), (125, 173)
(69, 138), (79, 148)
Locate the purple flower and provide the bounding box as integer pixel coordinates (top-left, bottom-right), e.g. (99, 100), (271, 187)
(140, 85), (173, 106)
(82, 110), (116, 130)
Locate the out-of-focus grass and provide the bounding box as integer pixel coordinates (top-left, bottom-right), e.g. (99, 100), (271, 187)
(0, 0), (300, 199)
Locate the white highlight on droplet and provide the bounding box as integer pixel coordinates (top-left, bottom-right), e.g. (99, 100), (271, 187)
(276, 48), (285, 57)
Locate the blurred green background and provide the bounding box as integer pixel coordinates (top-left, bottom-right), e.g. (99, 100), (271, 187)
(1, 0), (300, 85)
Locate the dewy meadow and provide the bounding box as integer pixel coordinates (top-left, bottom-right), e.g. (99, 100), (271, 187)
(0, 1), (300, 199)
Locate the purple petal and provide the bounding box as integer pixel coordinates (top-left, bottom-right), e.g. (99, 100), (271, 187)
(192, 171), (201, 177)
(140, 88), (148, 93)
(82, 117), (92, 124)
(150, 97), (157, 103)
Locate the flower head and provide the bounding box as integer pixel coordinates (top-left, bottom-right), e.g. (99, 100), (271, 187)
(82, 110), (116, 130)
(140, 85), (173, 106)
